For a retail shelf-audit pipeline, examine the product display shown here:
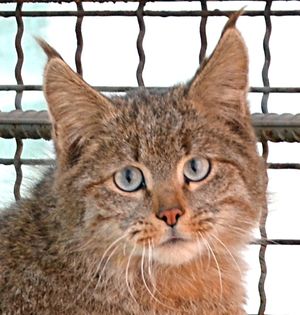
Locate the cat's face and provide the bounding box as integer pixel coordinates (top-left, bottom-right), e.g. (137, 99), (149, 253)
(40, 18), (267, 266)
(76, 93), (260, 266)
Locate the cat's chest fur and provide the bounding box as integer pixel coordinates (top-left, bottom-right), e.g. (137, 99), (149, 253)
(2, 243), (244, 314)
(64, 254), (245, 315)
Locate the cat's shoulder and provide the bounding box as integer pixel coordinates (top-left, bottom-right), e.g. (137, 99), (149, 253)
(0, 167), (56, 238)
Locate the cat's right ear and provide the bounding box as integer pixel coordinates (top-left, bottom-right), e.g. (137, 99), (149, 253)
(186, 11), (249, 118)
(38, 39), (115, 169)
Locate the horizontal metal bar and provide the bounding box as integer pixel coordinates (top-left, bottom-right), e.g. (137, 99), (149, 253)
(0, 110), (50, 125)
(253, 239), (300, 245)
(250, 87), (300, 93)
(1, 110), (300, 143)
(2, 85), (300, 94)
(253, 113), (300, 142)
(268, 163), (300, 169)
(0, 85), (43, 91)
(252, 113), (300, 128)
(2, 0), (299, 3)
(1, 159), (300, 170)
(2, 10), (300, 18)
(0, 85), (134, 92)
(0, 158), (54, 166)
(0, 111), (51, 140)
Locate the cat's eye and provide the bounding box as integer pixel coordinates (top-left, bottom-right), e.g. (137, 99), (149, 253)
(114, 166), (145, 192)
(183, 157), (210, 183)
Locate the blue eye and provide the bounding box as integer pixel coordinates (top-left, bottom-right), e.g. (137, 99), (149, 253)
(114, 166), (145, 192)
(183, 157), (210, 183)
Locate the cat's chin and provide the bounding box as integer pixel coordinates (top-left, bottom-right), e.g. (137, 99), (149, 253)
(152, 240), (203, 266)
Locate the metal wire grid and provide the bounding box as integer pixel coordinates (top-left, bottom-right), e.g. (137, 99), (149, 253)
(0, 1), (300, 314)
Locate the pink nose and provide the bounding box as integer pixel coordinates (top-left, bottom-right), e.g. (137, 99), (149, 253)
(157, 208), (183, 227)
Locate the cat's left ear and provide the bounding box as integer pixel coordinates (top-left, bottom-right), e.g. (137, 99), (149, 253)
(187, 12), (249, 116)
(38, 39), (115, 169)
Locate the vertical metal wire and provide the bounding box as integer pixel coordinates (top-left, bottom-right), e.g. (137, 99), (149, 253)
(199, 0), (208, 65)
(75, 1), (84, 76)
(136, 0), (146, 87)
(258, 1), (272, 314)
(14, 2), (24, 201)
(259, 140), (269, 315)
(261, 1), (272, 115)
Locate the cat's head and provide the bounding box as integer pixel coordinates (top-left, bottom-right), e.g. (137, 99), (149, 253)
(40, 14), (267, 266)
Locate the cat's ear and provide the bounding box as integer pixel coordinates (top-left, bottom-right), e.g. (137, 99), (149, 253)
(38, 39), (115, 169)
(187, 12), (249, 117)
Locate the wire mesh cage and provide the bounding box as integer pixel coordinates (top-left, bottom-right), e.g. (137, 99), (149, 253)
(0, 1), (300, 314)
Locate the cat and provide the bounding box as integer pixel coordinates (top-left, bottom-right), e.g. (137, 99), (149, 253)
(0, 12), (267, 315)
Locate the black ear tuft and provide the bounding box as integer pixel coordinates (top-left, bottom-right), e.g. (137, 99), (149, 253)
(222, 8), (245, 35)
(36, 37), (63, 60)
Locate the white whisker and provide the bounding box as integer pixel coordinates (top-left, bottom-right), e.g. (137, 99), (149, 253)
(210, 233), (242, 278)
(195, 237), (204, 271)
(198, 231), (211, 271)
(148, 240), (174, 303)
(141, 245), (177, 311)
(147, 240), (155, 290)
(125, 243), (138, 304)
(123, 242), (128, 256)
(73, 235), (98, 252)
(95, 243), (121, 290)
(218, 218), (256, 231)
(203, 234), (223, 302)
(94, 233), (128, 278)
(74, 233), (128, 305)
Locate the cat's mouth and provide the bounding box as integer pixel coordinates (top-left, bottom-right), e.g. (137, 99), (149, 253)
(161, 236), (186, 246)
(159, 229), (190, 247)
(153, 233), (200, 265)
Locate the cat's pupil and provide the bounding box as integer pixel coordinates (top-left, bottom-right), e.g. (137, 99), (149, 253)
(125, 169), (132, 183)
(190, 159), (198, 173)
